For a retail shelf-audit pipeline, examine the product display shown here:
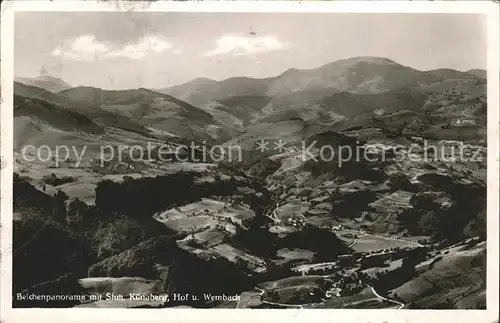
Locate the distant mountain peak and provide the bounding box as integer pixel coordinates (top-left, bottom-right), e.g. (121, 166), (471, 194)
(35, 75), (71, 85)
(192, 77), (216, 83)
(278, 68), (301, 77)
(15, 74), (72, 93)
(174, 77), (216, 87)
(277, 57), (397, 78)
(338, 56), (398, 65)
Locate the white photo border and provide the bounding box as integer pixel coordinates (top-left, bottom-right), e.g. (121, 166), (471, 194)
(1, 1), (498, 323)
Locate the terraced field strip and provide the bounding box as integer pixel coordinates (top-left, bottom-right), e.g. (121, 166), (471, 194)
(340, 229), (424, 248)
(368, 190), (414, 214)
(295, 262), (337, 274)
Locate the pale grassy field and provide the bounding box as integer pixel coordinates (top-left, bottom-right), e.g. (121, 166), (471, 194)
(210, 243), (267, 272)
(79, 277), (163, 295)
(273, 248), (315, 265)
(361, 258), (403, 275)
(351, 234), (418, 253)
(309, 287), (394, 309)
(390, 241), (486, 307)
(154, 215), (221, 233)
(258, 275), (324, 290)
(153, 198), (255, 233)
(274, 201), (311, 220)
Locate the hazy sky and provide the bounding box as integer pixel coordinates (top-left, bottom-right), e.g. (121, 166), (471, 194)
(15, 12), (487, 90)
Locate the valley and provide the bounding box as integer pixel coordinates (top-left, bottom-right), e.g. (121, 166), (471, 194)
(12, 56), (487, 309)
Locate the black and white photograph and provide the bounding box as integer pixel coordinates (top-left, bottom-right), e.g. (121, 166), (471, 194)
(1, 1), (499, 322)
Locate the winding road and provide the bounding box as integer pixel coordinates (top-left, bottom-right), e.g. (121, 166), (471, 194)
(270, 203), (282, 222)
(348, 238), (359, 248)
(255, 199), (417, 309)
(268, 201), (424, 277)
(254, 285), (405, 309)
(370, 286), (405, 309)
(267, 202), (423, 249)
(254, 287), (304, 309)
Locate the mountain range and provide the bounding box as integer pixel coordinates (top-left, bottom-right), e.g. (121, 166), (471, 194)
(14, 56), (487, 152)
(157, 57), (483, 105)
